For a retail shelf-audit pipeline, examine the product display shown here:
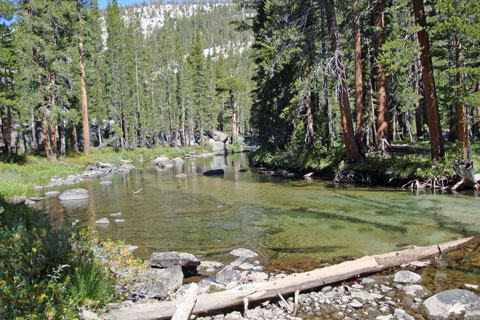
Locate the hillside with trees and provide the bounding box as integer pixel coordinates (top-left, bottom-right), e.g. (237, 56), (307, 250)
(0, 0), (254, 161)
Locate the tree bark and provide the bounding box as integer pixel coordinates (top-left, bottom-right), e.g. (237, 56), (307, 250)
(374, 0), (390, 147)
(455, 37), (471, 162)
(59, 122), (66, 158)
(72, 125), (79, 153)
(78, 9), (91, 155)
(305, 91), (315, 145)
(0, 107), (12, 161)
(413, 0), (444, 159)
(49, 70), (58, 159)
(326, 0), (360, 162)
(413, 63), (423, 138)
(230, 89), (237, 143)
(353, 0), (365, 149)
(182, 101), (186, 147)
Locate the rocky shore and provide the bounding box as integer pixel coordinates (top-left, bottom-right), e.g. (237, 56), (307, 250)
(94, 242), (480, 320)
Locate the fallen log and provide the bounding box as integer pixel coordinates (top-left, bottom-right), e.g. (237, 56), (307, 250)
(110, 237), (474, 320)
(171, 283), (198, 320)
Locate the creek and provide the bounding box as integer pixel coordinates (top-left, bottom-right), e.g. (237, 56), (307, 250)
(39, 153), (480, 272)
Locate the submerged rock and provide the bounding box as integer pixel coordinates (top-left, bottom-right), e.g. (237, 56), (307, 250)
(422, 289), (480, 320)
(150, 251), (200, 268)
(100, 180), (113, 185)
(58, 188), (89, 201)
(203, 169), (225, 176)
(393, 271), (422, 284)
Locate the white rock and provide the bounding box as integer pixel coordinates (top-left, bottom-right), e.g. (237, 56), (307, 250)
(110, 212), (122, 217)
(94, 218), (110, 225)
(44, 191), (61, 197)
(100, 180), (113, 185)
(59, 188), (89, 201)
(230, 248), (258, 259)
(393, 271), (422, 284)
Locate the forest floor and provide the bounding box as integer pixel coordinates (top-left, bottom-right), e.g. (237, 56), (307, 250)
(0, 145), (210, 199)
(250, 142), (480, 189)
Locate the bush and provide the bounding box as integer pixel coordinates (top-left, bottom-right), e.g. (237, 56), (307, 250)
(0, 198), (118, 319)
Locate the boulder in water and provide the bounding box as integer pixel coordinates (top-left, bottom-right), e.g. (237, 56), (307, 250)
(58, 188), (89, 201)
(150, 251), (200, 268)
(203, 169), (224, 176)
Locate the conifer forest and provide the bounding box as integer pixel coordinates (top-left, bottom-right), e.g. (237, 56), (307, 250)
(0, 0), (479, 165)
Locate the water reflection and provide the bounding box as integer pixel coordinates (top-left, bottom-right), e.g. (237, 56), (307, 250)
(38, 153), (480, 268)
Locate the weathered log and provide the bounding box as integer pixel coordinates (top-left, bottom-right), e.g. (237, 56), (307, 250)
(110, 237), (474, 320)
(171, 283), (198, 320)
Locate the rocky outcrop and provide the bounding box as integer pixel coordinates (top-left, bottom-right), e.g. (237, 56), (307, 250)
(131, 266), (184, 301)
(422, 289), (480, 320)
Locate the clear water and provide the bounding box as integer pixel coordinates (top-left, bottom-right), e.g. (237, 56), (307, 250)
(39, 154), (480, 269)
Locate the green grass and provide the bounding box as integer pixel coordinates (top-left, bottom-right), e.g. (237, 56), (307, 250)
(0, 145), (211, 199)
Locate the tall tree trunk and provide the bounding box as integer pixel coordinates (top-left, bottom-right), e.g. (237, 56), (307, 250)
(320, 5), (332, 147)
(413, 0), (444, 159)
(374, 0), (390, 148)
(122, 111), (128, 149)
(59, 122), (66, 158)
(97, 125), (102, 147)
(305, 91), (315, 145)
(200, 119), (204, 145)
(455, 37), (471, 162)
(182, 101), (186, 147)
(326, 0), (360, 163)
(134, 46), (141, 149)
(353, 0), (365, 149)
(31, 112), (38, 150)
(230, 89), (237, 143)
(41, 107), (54, 160)
(0, 107), (12, 161)
(413, 62), (423, 138)
(78, 28), (90, 155)
(49, 70), (58, 158)
(72, 125), (79, 152)
(473, 83), (480, 138)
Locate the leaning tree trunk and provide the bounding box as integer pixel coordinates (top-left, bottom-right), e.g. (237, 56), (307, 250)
(374, 0), (390, 148)
(455, 37), (471, 162)
(354, 0), (365, 149)
(326, 0), (360, 163)
(413, 0), (444, 159)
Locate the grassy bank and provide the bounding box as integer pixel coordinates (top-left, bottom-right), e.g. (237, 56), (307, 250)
(0, 197), (145, 319)
(0, 146), (210, 199)
(250, 142), (480, 186)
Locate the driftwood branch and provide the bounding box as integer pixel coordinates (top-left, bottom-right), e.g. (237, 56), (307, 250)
(110, 237), (474, 320)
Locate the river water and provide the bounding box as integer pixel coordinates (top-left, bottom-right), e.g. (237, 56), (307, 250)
(39, 153), (480, 271)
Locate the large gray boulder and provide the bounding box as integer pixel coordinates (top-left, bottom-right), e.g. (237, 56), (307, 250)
(212, 141), (226, 154)
(150, 251), (200, 268)
(134, 265), (184, 300)
(151, 156), (169, 166)
(230, 248), (258, 259)
(422, 289), (480, 320)
(58, 188), (89, 201)
(393, 270), (422, 284)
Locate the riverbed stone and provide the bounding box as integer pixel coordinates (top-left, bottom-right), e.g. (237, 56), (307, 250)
(403, 285), (431, 298)
(58, 188), (89, 201)
(393, 271), (422, 284)
(94, 218), (110, 225)
(197, 261), (224, 274)
(464, 284), (479, 291)
(100, 180), (113, 185)
(393, 308), (415, 320)
(45, 191), (61, 197)
(230, 248), (258, 259)
(215, 269), (242, 285)
(150, 251), (200, 268)
(114, 219), (125, 223)
(421, 289), (480, 320)
(175, 173), (187, 178)
(110, 212), (122, 217)
(9, 196), (26, 204)
(247, 272), (269, 282)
